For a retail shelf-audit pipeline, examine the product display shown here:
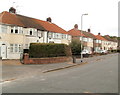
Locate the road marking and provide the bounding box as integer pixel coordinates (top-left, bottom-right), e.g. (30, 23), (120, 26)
(0, 80), (12, 84)
(0, 78), (16, 84)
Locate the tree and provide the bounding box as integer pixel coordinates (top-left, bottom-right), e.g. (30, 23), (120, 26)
(69, 39), (84, 55)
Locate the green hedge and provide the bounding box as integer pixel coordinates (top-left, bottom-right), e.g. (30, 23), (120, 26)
(29, 43), (72, 58)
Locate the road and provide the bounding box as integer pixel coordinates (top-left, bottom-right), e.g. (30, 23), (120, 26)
(2, 53), (118, 93)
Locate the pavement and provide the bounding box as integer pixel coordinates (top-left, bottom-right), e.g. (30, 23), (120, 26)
(1, 59), (86, 83)
(1, 53), (117, 83)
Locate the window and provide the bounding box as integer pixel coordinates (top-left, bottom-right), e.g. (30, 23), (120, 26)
(10, 44), (14, 53)
(15, 44), (18, 52)
(68, 35), (71, 40)
(54, 33), (58, 38)
(83, 37), (87, 42)
(38, 31), (42, 37)
(19, 27), (23, 34)
(34, 31), (37, 36)
(99, 40), (101, 43)
(11, 29), (13, 33)
(15, 29), (18, 33)
(14, 27), (18, 34)
(95, 40), (99, 43)
(48, 32), (53, 38)
(62, 34), (66, 39)
(30, 31), (32, 35)
(1, 25), (7, 33)
(10, 44), (23, 53)
(18, 44), (23, 52)
(88, 38), (93, 42)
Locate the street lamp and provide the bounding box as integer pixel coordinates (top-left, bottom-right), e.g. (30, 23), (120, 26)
(80, 13), (88, 62)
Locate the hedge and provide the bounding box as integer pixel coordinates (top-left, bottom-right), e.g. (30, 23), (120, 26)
(29, 43), (72, 58)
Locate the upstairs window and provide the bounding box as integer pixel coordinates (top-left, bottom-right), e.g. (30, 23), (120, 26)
(15, 29), (18, 33)
(1, 25), (7, 33)
(11, 29), (14, 33)
(48, 32), (53, 38)
(62, 34), (66, 39)
(15, 27), (18, 34)
(30, 31), (32, 35)
(83, 37), (87, 42)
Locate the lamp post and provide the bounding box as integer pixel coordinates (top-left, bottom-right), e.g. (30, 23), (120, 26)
(81, 13), (88, 62)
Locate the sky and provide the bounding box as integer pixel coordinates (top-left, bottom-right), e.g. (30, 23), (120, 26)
(0, 0), (119, 37)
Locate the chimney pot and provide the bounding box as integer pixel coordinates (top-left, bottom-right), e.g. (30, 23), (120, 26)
(88, 29), (91, 32)
(46, 17), (52, 22)
(9, 7), (16, 14)
(98, 33), (101, 35)
(74, 24), (78, 29)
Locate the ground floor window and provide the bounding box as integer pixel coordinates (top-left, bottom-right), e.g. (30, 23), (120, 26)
(10, 44), (23, 53)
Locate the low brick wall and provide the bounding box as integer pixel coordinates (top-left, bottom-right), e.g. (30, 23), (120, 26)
(23, 53), (72, 64)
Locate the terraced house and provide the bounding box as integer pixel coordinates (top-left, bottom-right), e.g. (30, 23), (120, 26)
(102, 35), (118, 50)
(95, 33), (108, 51)
(68, 24), (118, 53)
(68, 24), (97, 52)
(0, 7), (71, 59)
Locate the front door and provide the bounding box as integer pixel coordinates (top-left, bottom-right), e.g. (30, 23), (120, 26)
(1, 45), (7, 59)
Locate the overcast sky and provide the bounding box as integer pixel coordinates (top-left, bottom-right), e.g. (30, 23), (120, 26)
(0, 0), (119, 36)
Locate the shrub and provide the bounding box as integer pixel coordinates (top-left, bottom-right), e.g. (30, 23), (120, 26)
(29, 43), (72, 58)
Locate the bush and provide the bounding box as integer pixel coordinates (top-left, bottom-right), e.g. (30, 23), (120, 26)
(29, 43), (72, 58)
(69, 39), (83, 55)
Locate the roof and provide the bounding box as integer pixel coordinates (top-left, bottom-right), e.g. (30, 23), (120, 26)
(82, 31), (97, 39)
(35, 19), (67, 34)
(68, 29), (86, 37)
(95, 35), (108, 41)
(0, 11), (67, 34)
(103, 35), (117, 42)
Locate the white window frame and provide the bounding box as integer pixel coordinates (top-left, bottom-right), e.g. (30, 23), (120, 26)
(1, 25), (7, 33)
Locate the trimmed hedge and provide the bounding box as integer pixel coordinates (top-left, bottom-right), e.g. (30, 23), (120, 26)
(29, 43), (72, 58)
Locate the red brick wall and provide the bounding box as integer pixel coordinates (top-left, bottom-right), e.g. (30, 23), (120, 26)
(23, 53), (72, 64)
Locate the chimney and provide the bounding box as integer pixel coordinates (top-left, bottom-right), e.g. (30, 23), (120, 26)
(88, 29), (91, 32)
(98, 33), (101, 35)
(74, 24), (78, 30)
(9, 7), (16, 14)
(46, 17), (52, 22)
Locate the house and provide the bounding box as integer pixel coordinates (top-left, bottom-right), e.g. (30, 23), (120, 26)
(68, 24), (88, 48)
(81, 29), (97, 52)
(0, 7), (71, 59)
(102, 35), (118, 50)
(95, 33), (108, 51)
(68, 24), (97, 52)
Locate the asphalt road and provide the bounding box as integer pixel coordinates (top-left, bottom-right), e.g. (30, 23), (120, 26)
(2, 53), (118, 93)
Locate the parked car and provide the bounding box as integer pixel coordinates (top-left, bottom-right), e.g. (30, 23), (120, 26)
(81, 50), (92, 54)
(96, 50), (108, 54)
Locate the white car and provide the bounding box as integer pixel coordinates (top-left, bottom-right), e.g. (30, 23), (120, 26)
(96, 50), (107, 54)
(81, 50), (92, 54)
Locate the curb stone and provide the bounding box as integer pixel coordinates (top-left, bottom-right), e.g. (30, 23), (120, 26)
(42, 62), (88, 73)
